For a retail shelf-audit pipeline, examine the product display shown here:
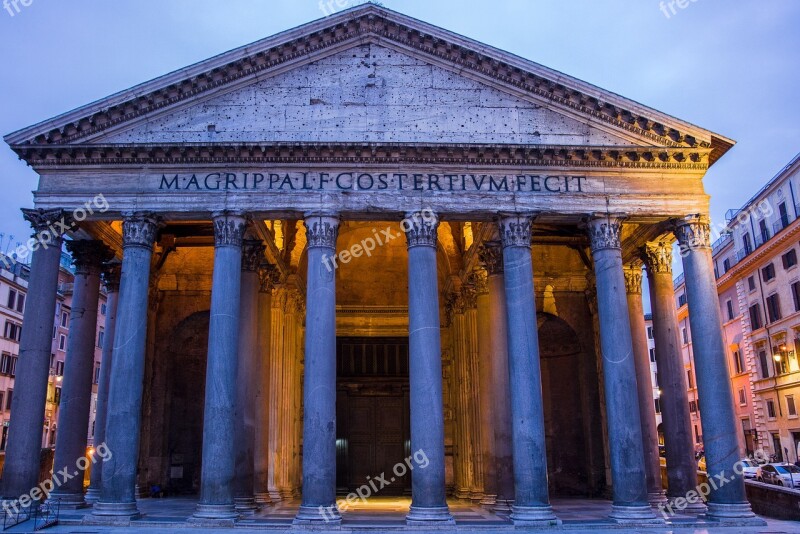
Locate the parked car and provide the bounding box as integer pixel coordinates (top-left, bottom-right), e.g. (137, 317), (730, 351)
(757, 463), (800, 488)
(738, 459), (760, 480)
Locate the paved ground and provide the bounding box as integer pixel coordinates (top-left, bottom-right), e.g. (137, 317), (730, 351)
(3, 496), (798, 533)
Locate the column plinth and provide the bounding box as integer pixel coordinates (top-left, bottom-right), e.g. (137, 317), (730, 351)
(49, 240), (112, 508)
(191, 212), (247, 522)
(293, 214), (341, 526)
(498, 214), (558, 527)
(586, 215), (657, 523)
(91, 213), (160, 521)
(674, 216), (761, 524)
(403, 211), (454, 527)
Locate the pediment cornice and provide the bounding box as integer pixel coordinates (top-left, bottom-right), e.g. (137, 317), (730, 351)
(5, 4), (733, 165)
(17, 142), (711, 170)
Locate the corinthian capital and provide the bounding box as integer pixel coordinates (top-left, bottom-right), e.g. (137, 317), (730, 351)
(478, 241), (504, 274)
(122, 213), (161, 250)
(65, 240), (113, 276)
(304, 213), (339, 250)
(469, 269), (489, 295)
(258, 262), (281, 293)
(101, 259), (122, 293)
(642, 241), (673, 275)
(241, 239), (266, 272)
(674, 214), (711, 250)
(586, 214), (625, 252)
(212, 211), (247, 248)
(21, 208), (73, 239)
(623, 265), (643, 295)
(402, 210), (439, 249)
(498, 214), (533, 249)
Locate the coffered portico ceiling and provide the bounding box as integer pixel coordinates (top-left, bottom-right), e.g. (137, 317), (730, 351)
(4, 3), (733, 221)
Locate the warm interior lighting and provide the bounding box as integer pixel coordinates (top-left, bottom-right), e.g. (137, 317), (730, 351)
(774, 353), (783, 362)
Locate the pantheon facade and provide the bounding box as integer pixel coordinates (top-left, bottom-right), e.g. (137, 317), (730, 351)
(2, 4), (759, 528)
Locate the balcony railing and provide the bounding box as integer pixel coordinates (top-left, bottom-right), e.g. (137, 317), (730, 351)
(773, 216), (792, 235)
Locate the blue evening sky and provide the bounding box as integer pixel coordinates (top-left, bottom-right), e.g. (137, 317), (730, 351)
(0, 0), (798, 261)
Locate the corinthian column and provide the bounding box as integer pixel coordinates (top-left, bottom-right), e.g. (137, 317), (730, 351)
(479, 242), (514, 514)
(93, 213), (160, 521)
(586, 215), (655, 522)
(623, 264), (666, 507)
(2, 209), (70, 503)
(673, 216), (758, 522)
(294, 214), (340, 525)
(643, 242), (705, 514)
(234, 239), (266, 514)
(86, 261), (121, 503)
(498, 214), (557, 526)
(254, 263), (279, 504)
(192, 212), (247, 523)
(49, 240), (112, 508)
(403, 211), (454, 526)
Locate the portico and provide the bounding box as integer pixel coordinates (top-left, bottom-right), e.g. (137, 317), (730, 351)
(1, 4), (760, 529)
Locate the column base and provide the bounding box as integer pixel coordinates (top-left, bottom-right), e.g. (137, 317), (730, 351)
(491, 499), (513, 516)
(406, 505), (455, 526)
(609, 504), (662, 523)
(84, 487), (102, 504)
(469, 490), (483, 503)
(682, 500), (708, 515)
(293, 504), (341, 525)
(254, 492), (272, 505)
(234, 497), (259, 515)
(509, 504), (559, 526)
(47, 490), (89, 509)
(647, 490), (668, 507)
(88, 501), (141, 523)
(480, 493), (497, 506)
(190, 503), (238, 523)
(268, 490), (282, 502)
(704, 502), (764, 524)
(454, 488), (470, 500)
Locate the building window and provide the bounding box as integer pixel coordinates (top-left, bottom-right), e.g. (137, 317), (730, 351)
(647, 326), (653, 339)
(723, 258), (731, 273)
(783, 249), (798, 269)
(54, 387), (61, 406)
(762, 263), (776, 282)
(0, 353), (13, 376)
(687, 370), (695, 389)
(55, 360), (64, 376)
(793, 282), (800, 312)
(649, 348), (656, 363)
(682, 327), (689, 345)
(5, 389), (12, 411)
(93, 365), (101, 384)
(3, 321), (21, 342)
(654, 398), (661, 414)
(60, 312), (68, 328)
(759, 219), (770, 245)
(678, 293), (687, 307)
(654, 372), (660, 388)
(733, 350), (744, 374)
(6, 289), (16, 309)
(694, 424), (702, 444)
(749, 304), (763, 330)
(0, 391), (4, 412)
(739, 388), (747, 406)
(766, 294), (782, 323)
(759, 349), (771, 378)
(767, 399), (777, 419)
(726, 299), (735, 321)
(97, 328), (104, 349)
(788, 395), (798, 417)
(689, 400), (698, 413)
(743, 234), (753, 255)
(748, 275), (756, 291)
(58, 334), (66, 351)
(100, 303), (107, 316)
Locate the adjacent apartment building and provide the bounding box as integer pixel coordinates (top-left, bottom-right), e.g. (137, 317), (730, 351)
(0, 250), (108, 463)
(671, 152), (800, 463)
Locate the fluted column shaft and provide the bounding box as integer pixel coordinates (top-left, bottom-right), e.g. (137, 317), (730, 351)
(192, 212), (246, 522)
(474, 270), (497, 506)
(643, 242), (705, 513)
(623, 265), (666, 507)
(94, 214), (159, 520)
(403, 211), (453, 526)
(86, 263), (121, 503)
(674, 216), (755, 520)
(234, 240), (265, 513)
(254, 265), (278, 504)
(499, 215), (557, 526)
(464, 298), (483, 500)
(50, 240), (111, 507)
(2, 209), (69, 503)
(586, 215), (654, 521)
(294, 215), (340, 525)
(267, 289), (286, 501)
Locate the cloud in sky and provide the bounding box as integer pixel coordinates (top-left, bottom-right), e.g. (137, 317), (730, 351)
(0, 0), (798, 256)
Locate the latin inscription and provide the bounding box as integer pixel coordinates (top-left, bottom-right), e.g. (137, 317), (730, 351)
(158, 172), (589, 194)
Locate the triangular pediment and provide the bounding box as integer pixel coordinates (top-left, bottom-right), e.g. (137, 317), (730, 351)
(4, 3), (733, 164)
